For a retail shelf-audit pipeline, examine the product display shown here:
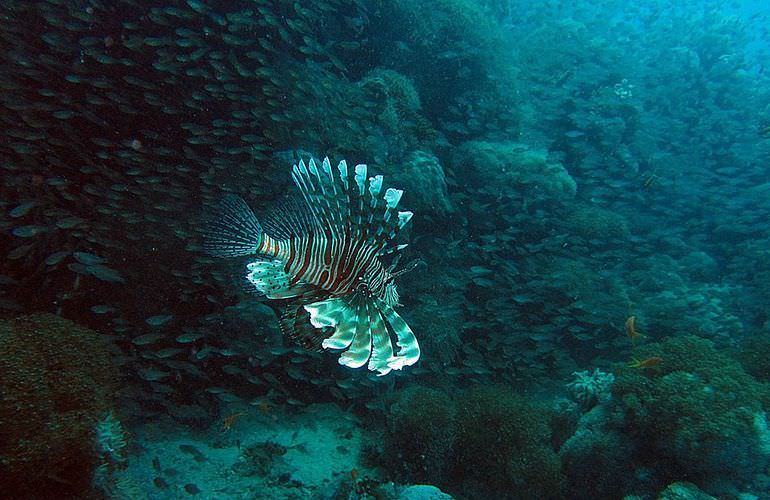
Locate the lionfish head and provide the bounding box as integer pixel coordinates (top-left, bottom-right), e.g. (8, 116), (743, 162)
(383, 280), (399, 307)
(380, 257), (424, 307)
(354, 268), (399, 307)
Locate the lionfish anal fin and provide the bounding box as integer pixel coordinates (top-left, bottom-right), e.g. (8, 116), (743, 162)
(278, 290), (332, 352)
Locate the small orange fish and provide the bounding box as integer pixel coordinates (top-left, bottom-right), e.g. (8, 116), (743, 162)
(628, 356), (662, 369)
(625, 316), (645, 346)
(221, 411), (246, 432)
(257, 400), (271, 416)
(350, 468), (359, 481)
(643, 173), (658, 189)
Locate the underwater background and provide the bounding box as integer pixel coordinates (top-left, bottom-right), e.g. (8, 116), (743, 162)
(2, 0), (770, 498)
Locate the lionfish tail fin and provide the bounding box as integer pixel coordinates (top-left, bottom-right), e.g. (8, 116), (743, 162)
(291, 157), (412, 255)
(305, 295), (420, 376)
(203, 194), (263, 257)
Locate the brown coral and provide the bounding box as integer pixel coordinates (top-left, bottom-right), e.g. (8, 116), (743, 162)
(0, 313), (117, 496)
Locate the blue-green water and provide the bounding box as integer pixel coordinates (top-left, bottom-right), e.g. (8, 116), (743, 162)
(1, 1), (769, 498)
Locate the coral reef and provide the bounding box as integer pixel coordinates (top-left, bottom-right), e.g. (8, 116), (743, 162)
(1, 0), (769, 496)
(370, 0), (519, 140)
(451, 140), (577, 200)
(358, 69), (437, 163)
(0, 314), (117, 497)
(451, 385), (563, 499)
(566, 368), (615, 408)
(558, 202), (631, 241)
(382, 384), (563, 498)
(385, 386), (457, 485)
(735, 331), (770, 382)
(612, 335), (770, 494)
(399, 260), (466, 368)
(559, 404), (638, 500)
(389, 151), (453, 215)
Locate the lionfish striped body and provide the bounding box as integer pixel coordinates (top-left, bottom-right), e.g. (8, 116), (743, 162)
(204, 157), (420, 376)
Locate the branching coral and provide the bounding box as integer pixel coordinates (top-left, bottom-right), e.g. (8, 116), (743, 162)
(92, 411), (133, 500)
(95, 411), (128, 465)
(566, 368), (615, 408)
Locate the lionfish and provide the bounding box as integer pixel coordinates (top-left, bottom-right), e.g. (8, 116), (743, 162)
(204, 157), (420, 376)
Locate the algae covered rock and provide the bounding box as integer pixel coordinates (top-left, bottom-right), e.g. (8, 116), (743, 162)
(385, 385), (457, 484)
(0, 313), (117, 497)
(452, 385), (564, 499)
(397, 484), (454, 500)
(560, 404), (636, 499)
(451, 140), (576, 200)
(657, 481), (717, 500)
(390, 151), (453, 215)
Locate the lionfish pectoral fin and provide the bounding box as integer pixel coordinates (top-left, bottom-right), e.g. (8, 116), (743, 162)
(367, 302), (396, 376)
(307, 298), (356, 349)
(305, 297), (419, 376)
(306, 296), (382, 373)
(380, 304), (420, 371)
(246, 260), (311, 299)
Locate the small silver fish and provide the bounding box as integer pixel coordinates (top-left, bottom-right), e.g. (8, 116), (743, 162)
(145, 314), (174, 327)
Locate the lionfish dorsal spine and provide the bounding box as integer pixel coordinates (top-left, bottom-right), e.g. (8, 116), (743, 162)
(354, 163), (367, 195)
(337, 159), (349, 191)
(368, 174), (383, 201)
